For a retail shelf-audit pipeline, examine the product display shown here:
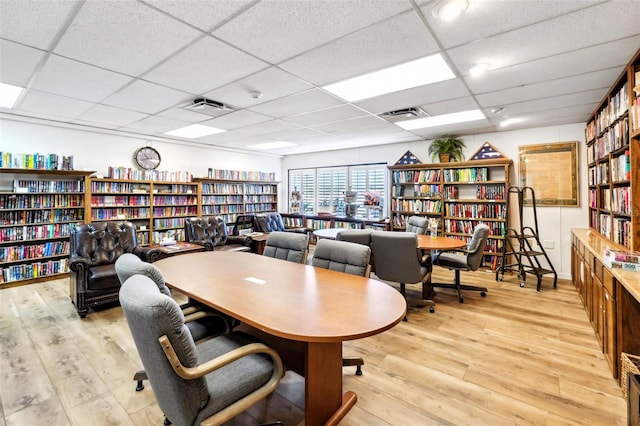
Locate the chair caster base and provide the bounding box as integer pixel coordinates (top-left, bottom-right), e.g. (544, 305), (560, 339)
(356, 366), (363, 376)
(135, 380), (144, 391)
(429, 306), (435, 313)
(481, 291), (487, 297)
(164, 416), (172, 425)
(520, 282), (526, 288)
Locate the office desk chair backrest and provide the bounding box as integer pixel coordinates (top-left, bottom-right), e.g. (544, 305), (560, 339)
(336, 229), (373, 246)
(119, 275), (283, 426)
(312, 239), (371, 277)
(405, 215), (429, 234)
(263, 231), (309, 264)
(370, 231), (425, 284)
(116, 253), (171, 296)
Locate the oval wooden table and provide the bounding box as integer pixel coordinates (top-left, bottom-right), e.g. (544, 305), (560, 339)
(154, 251), (406, 426)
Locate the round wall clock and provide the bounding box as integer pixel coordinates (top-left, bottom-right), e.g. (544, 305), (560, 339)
(134, 146), (161, 170)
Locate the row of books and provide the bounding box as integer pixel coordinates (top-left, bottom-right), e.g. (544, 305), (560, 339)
(91, 181), (147, 193)
(603, 247), (639, 272)
(151, 196), (197, 206)
(0, 152), (74, 171)
(603, 187), (631, 215)
(152, 206), (197, 217)
(443, 167), (489, 183)
(444, 219), (505, 236)
(444, 203), (506, 219)
(392, 214), (438, 228)
(0, 223), (76, 243)
(90, 208), (150, 220)
(1, 209), (85, 225)
(245, 195), (277, 203)
(152, 217), (189, 229)
(391, 199), (441, 213)
(245, 203), (278, 213)
(152, 229), (185, 244)
(587, 162), (609, 186)
(391, 170), (441, 184)
(592, 81), (629, 136)
(107, 167), (193, 182)
(13, 179), (84, 193)
(207, 169), (276, 182)
(202, 183), (245, 194)
(590, 117), (629, 161)
(631, 70), (640, 132)
(202, 205), (244, 215)
(0, 241), (69, 263)
(90, 195), (150, 207)
(202, 195), (243, 204)
(612, 218), (631, 248)
(611, 151), (631, 182)
(0, 194), (84, 209)
(474, 184), (506, 200)
(0, 259), (68, 283)
(244, 184), (278, 194)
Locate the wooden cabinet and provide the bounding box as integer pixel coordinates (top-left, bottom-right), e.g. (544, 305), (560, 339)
(389, 158), (512, 264)
(585, 48), (640, 250)
(195, 178), (278, 231)
(603, 268), (617, 374)
(90, 179), (198, 244)
(0, 169), (93, 285)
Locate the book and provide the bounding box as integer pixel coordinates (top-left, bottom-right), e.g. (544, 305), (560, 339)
(604, 249), (640, 264)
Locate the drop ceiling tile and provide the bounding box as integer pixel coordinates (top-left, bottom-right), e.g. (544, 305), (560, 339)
(497, 88), (605, 116)
(0, 40), (47, 87)
(284, 104), (368, 127)
(78, 104), (148, 127)
(311, 115), (387, 133)
(355, 79), (470, 115)
(237, 119), (301, 136)
(419, 97), (480, 116)
(464, 36), (640, 94)
(143, 36), (269, 94)
(213, 0), (412, 63)
(200, 110), (272, 130)
(30, 55), (133, 102)
(15, 90), (93, 119)
(422, 0), (603, 48)
(475, 68), (619, 108)
(55, 0), (202, 76)
(248, 89), (344, 118)
(121, 115), (192, 134)
(280, 10), (439, 86)
(0, 0), (79, 49)
(408, 118), (494, 138)
(142, 0), (255, 31)
(447, 2), (640, 72)
(158, 107), (212, 123)
(102, 80), (191, 114)
(204, 67), (313, 108)
(265, 127), (325, 142)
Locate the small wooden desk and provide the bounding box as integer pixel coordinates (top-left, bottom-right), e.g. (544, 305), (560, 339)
(154, 251), (406, 425)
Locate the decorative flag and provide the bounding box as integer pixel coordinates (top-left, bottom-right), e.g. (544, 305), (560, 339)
(395, 150), (421, 165)
(470, 142), (505, 160)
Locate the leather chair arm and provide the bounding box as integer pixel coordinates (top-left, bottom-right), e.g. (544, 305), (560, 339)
(69, 256), (90, 272)
(133, 246), (163, 263)
(226, 235), (251, 246)
(185, 238), (214, 251)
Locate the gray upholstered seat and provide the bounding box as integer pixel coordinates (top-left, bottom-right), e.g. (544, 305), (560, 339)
(405, 215), (429, 234)
(431, 224), (490, 303)
(337, 229), (375, 273)
(370, 231), (434, 318)
(311, 238), (371, 375)
(119, 275), (284, 426)
(262, 231), (309, 264)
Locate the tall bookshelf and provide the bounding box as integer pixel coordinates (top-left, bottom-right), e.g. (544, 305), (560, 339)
(195, 178), (279, 231)
(0, 169), (93, 285)
(90, 178), (198, 245)
(389, 158), (512, 265)
(585, 48), (640, 251)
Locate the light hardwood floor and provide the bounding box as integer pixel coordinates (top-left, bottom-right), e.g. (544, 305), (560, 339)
(0, 267), (626, 425)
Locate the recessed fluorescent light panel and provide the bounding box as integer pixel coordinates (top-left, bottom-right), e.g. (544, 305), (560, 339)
(164, 124), (226, 138)
(396, 109), (485, 130)
(0, 83), (25, 108)
(323, 54), (455, 102)
(246, 141), (296, 150)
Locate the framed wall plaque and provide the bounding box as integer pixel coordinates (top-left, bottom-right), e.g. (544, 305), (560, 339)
(518, 141), (579, 206)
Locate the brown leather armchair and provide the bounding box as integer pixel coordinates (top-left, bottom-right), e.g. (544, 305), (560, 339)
(69, 221), (160, 318)
(254, 212), (308, 234)
(184, 216), (251, 252)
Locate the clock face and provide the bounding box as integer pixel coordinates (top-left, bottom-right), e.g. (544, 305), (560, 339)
(134, 147), (161, 170)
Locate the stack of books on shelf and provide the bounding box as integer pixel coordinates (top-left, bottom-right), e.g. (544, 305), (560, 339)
(603, 249), (640, 272)
(0, 152), (74, 170)
(631, 71), (640, 132)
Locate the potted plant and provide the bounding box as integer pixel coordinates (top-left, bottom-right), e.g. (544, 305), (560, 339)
(428, 134), (466, 162)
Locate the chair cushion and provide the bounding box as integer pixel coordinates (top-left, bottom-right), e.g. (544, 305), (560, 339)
(433, 252), (469, 270)
(87, 264), (119, 290)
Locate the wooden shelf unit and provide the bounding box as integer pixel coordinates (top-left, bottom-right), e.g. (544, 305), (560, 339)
(90, 178), (198, 245)
(0, 169), (93, 286)
(389, 158), (512, 263)
(194, 178), (279, 231)
(585, 48), (640, 251)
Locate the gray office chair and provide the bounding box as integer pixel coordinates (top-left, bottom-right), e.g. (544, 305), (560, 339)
(115, 254), (231, 391)
(119, 275), (284, 426)
(262, 231), (309, 264)
(370, 231), (435, 318)
(337, 228), (375, 273)
(312, 238), (371, 374)
(405, 215), (429, 234)
(431, 224), (490, 303)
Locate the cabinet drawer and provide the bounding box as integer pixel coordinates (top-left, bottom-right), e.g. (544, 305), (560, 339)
(603, 268), (615, 297)
(594, 258), (603, 282)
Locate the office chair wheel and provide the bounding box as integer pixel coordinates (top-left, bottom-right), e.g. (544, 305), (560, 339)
(520, 282), (526, 288)
(356, 365), (363, 376)
(164, 416), (172, 425)
(458, 297), (464, 303)
(135, 380), (144, 391)
(481, 291), (487, 297)
(429, 306), (435, 313)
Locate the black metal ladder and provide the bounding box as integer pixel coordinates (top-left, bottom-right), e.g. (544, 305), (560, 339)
(496, 186), (557, 291)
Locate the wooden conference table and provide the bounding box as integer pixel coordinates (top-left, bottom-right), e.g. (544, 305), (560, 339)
(154, 251), (406, 426)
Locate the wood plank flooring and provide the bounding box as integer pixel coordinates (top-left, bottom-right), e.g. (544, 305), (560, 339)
(0, 267), (626, 425)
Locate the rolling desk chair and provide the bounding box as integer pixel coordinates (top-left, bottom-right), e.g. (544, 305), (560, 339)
(262, 231), (309, 264)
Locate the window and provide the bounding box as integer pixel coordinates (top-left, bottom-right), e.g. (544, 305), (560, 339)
(288, 163), (386, 219)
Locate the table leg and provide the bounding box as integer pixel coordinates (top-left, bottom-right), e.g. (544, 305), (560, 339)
(305, 341), (343, 426)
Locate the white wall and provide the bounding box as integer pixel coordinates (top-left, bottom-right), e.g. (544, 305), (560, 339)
(282, 123), (589, 280)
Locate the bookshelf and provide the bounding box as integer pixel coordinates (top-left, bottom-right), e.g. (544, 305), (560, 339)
(0, 169), (93, 285)
(195, 178), (279, 231)
(90, 179), (198, 245)
(585, 48), (640, 251)
(389, 158), (512, 266)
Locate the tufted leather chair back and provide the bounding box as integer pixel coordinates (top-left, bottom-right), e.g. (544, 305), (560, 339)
(70, 221), (138, 267)
(184, 216), (231, 250)
(255, 212), (286, 233)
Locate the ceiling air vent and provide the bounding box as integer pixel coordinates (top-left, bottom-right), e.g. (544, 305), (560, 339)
(379, 107), (429, 123)
(183, 97), (237, 118)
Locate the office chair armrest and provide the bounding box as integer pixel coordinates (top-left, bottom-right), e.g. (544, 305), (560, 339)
(432, 247), (471, 263)
(159, 336), (284, 381)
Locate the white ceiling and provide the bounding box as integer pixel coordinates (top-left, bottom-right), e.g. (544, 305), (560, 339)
(1, 0), (638, 156)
